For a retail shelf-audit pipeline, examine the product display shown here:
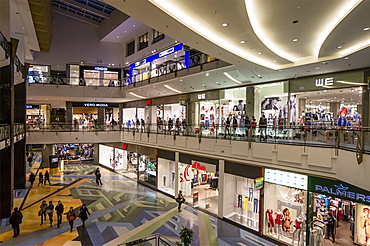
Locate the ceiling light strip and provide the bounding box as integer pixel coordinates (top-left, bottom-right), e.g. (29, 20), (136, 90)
(315, 0), (362, 57)
(339, 39), (370, 57)
(129, 92), (146, 99)
(244, 0), (298, 62)
(224, 72), (242, 84)
(149, 0), (279, 70)
(164, 84), (182, 93)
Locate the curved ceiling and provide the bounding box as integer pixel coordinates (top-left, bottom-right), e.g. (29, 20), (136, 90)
(105, 0), (370, 71)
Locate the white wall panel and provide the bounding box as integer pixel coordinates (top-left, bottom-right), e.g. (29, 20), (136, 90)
(187, 137), (200, 150)
(252, 143), (273, 160)
(277, 144), (302, 164)
(307, 147), (332, 168)
(231, 141), (249, 157)
(27, 131), (121, 144)
(200, 138), (216, 152)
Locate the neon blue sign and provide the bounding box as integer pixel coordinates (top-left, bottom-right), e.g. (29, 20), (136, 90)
(315, 184), (370, 203)
(94, 67), (108, 71)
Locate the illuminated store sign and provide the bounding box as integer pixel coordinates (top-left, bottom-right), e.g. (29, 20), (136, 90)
(84, 103), (108, 107)
(130, 43), (184, 69)
(94, 67), (108, 71)
(309, 176), (370, 205)
(264, 168), (308, 190)
(72, 102), (119, 107)
(197, 94), (205, 100)
(315, 77), (334, 87)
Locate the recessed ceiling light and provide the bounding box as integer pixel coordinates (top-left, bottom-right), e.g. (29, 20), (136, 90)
(363, 27), (370, 31)
(206, 73), (209, 76)
(293, 38), (298, 42)
(273, 60), (277, 62)
(316, 67), (320, 69)
(344, 57), (349, 60)
(257, 52), (262, 55)
(297, 51), (302, 53)
(293, 20), (298, 23)
(116, 36), (119, 38)
(222, 23), (228, 27)
(133, 25), (136, 27)
(337, 45), (342, 49)
(240, 40), (246, 44)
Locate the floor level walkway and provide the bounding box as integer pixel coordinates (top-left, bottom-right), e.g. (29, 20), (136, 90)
(0, 164), (276, 246)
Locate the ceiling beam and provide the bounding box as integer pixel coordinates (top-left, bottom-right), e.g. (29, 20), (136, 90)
(52, 7), (100, 27)
(57, 0), (110, 19)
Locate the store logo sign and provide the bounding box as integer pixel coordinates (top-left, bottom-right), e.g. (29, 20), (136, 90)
(180, 165), (191, 183)
(315, 77), (334, 87)
(83, 103), (108, 107)
(315, 184), (370, 202)
(159, 47), (175, 58)
(197, 94), (205, 99)
(94, 67), (108, 71)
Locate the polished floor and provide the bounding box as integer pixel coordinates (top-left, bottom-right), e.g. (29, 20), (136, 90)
(0, 161), (277, 246)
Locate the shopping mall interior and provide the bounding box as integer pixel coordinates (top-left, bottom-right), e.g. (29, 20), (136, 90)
(1, 0), (370, 245)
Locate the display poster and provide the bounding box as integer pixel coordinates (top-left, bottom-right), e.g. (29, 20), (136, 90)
(261, 96), (288, 119)
(265, 168), (308, 190)
(355, 203), (370, 245)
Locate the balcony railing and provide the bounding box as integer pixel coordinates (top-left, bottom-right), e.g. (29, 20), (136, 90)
(0, 124), (10, 141)
(26, 53), (223, 87)
(27, 122), (370, 157)
(120, 234), (175, 246)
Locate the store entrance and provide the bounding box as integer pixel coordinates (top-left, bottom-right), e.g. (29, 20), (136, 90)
(312, 194), (354, 245)
(179, 162), (219, 215)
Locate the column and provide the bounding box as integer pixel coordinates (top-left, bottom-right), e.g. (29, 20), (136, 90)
(0, 147), (12, 218)
(218, 159), (225, 218)
(41, 104), (51, 126)
(118, 103), (123, 126)
(329, 102), (340, 118)
(94, 144), (99, 165)
(298, 98), (306, 119)
(97, 108), (105, 125)
(66, 102), (73, 124)
(41, 144), (54, 168)
(174, 152), (179, 196)
(14, 139), (26, 189)
(245, 86), (255, 117)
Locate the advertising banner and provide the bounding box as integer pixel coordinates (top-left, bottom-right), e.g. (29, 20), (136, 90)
(355, 203), (370, 245)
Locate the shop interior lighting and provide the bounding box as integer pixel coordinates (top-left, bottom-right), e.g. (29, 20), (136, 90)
(336, 81), (367, 85)
(223, 72), (242, 84)
(164, 84), (182, 93)
(129, 92), (146, 99)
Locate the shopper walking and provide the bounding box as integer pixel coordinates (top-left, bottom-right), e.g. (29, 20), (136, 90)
(66, 207), (77, 232)
(39, 200), (47, 225)
(9, 207), (23, 238)
(79, 204), (90, 229)
(55, 201), (64, 228)
(38, 172), (44, 187)
(326, 212), (336, 243)
(176, 190), (185, 212)
(94, 167), (103, 185)
(28, 172), (36, 188)
(44, 170), (51, 185)
(259, 113), (267, 140)
(46, 201), (54, 227)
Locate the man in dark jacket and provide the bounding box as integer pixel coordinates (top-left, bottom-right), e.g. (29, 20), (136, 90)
(44, 170), (51, 185)
(9, 207), (23, 238)
(55, 200), (64, 228)
(28, 172), (36, 188)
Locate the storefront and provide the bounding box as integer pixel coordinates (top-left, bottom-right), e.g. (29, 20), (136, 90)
(178, 154), (219, 215)
(187, 90), (220, 135)
(55, 144), (94, 160)
(98, 144), (127, 170)
(27, 64), (50, 83)
(223, 161), (261, 231)
(71, 102), (119, 127)
(157, 149), (176, 196)
(290, 71), (365, 129)
(307, 176), (370, 246)
(68, 65), (122, 86)
(26, 105), (43, 125)
(129, 43), (189, 84)
(263, 168), (308, 245)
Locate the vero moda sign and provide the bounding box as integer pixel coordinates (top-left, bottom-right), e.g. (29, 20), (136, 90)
(308, 176), (370, 205)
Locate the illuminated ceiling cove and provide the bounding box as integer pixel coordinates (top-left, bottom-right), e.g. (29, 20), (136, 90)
(106, 0), (370, 71)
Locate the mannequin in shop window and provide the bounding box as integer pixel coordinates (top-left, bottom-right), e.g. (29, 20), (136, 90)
(275, 209), (283, 238)
(266, 209), (274, 234)
(292, 216), (304, 246)
(337, 115), (348, 127)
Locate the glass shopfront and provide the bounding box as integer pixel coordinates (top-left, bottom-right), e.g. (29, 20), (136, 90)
(223, 162), (261, 231)
(308, 176), (370, 246)
(68, 65), (122, 86)
(178, 160), (219, 215)
(98, 145), (127, 170)
(158, 158), (176, 196)
(27, 64), (50, 83)
(263, 168), (308, 245)
(55, 144), (94, 160)
(71, 102), (119, 128)
(138, 155), (157, 187)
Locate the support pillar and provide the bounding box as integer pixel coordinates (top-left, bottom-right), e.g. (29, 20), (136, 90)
(174, 152), (179, 196)
(94, 144), (99, 165)
(42, 144), (54, 168)
(66, 102), (73, 124)
(218, 159), (225, 218)
(97, 108), (105, 125)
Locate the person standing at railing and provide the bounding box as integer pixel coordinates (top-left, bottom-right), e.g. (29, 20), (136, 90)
(225, 117), (231, 137)
(73, 118), (78, 130)
(251, 116), (257, 137)
(141, 118), (145, 133)
(182, 119), (187, 136)
(259, 113), (267, 140)
(168, 118), (173, 134)
(136, 118), (140, 132)
(232, 116), (238, 136)
(175, 118), (181, 135)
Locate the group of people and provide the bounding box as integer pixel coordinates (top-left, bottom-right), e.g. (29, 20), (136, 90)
(28, 171), (51, 187)
(9, 202), (90, 238)
(166, 118), (186, 135)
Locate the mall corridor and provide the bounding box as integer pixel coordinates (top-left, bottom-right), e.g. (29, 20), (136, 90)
(0, 163), (276, 246)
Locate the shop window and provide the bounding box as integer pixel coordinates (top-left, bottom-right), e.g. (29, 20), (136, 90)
(126, 40), (135, 57)
(152, 29), (165, 44)
(138, 33), (148, 50)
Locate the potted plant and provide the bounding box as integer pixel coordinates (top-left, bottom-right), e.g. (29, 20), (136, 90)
(175, 226), (194, 246)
